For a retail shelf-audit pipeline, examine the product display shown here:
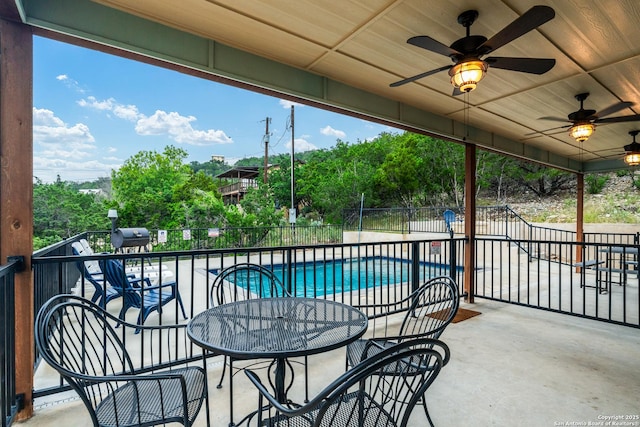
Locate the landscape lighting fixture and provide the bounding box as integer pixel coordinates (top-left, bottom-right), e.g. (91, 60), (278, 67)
(569, 122), (595, 143)
(623, 130), (640, 166)
(107, 209), (118, 233)
(448, 59), (487, 92)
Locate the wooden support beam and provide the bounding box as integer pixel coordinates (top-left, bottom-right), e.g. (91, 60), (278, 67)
(0, 18), (34, 420)
(464, 143), (476, 303)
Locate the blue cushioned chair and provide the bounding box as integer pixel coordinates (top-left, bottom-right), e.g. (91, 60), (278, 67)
(71, 241), (120, 307)
(103, 258), (187, 332)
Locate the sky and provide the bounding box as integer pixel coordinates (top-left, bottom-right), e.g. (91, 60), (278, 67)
(33, 36), (398, 183)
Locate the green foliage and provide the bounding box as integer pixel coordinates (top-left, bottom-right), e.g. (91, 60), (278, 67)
(190, 158), (229, 177)
(33, 177), (110, 249)
(32, 133), (640, 251)
(585, 174), (609, 194)
(111, 146), (207, 229)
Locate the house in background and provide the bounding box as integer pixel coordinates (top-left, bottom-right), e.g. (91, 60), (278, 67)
(215, 166), (261, 204)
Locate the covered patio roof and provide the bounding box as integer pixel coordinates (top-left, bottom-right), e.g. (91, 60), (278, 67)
(9, 0), (640, 173)
(1, 1), (639, 422)
(215, 166), (261, 180)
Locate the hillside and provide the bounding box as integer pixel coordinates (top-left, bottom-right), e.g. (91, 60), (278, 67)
(505, 172), (640, 224)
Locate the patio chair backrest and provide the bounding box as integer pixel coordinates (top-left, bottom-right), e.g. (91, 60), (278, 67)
(35, 294), (135, 385)
(102, 259), (146, 307)
(248, 338), (448, 427)
(210, 263), (290, 306)
(444, 209), (456, 233)
(399, 275), (460, 341)
(79, 238), (96, 255)
(72, 241), (101, 276)
(36, 294), (208, 427)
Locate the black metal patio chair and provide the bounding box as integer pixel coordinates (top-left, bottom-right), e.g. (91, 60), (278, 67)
(209, 263), (310, 416)
(347, 276), (459, 366)
(346, 275), (459, 426)
(245, 338), (449, 427)
(35, 294), (209, 427)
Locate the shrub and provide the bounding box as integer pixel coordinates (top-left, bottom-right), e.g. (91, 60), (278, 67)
(585, 174), (609, 194)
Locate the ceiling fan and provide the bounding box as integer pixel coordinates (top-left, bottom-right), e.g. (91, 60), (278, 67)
(538, 93), (640, 142)
(390, 5), (556, 94)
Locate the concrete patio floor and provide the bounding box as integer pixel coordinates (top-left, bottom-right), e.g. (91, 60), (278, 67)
(20, 298), (640, 427)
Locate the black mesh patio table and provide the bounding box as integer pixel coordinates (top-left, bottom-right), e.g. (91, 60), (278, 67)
(187, 298), (368, 422)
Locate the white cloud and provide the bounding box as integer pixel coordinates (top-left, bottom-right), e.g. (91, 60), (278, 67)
(113, 104), (142, 121)
(286, 137), (317, 153)
(78, 96), (232, 146)
(32, 108), (112, 182)
(33, 156), (118, 183)
(279, 99), (304, 109)
(135, 110), (233, 146)
(33, 108), (95, 148)
(57, 74), (85, 93)
(320, 125), (346, 139)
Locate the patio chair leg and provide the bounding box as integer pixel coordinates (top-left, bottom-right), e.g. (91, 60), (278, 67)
(423, 398), (435, 427)
(177, 293), (187, 319)
(304, 355), (309, 403)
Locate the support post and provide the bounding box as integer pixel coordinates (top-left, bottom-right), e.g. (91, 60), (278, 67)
(576, 173), (585, 271)
(463, 143), (476, 303)
(0, 18), (34, 420)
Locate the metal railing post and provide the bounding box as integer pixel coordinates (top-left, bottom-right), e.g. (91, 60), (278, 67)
(449, 233), (456, 281)
(411, 241), (420, 293)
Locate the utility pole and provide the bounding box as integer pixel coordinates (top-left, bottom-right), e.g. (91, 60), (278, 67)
(263, 117), (270, 184)
(289, 105), (296, 226)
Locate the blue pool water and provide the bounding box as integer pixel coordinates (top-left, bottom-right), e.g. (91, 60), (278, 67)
(212, 257), (451, 297)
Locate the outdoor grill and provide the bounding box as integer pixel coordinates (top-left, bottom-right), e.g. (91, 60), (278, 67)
(111, 227), (150, 249)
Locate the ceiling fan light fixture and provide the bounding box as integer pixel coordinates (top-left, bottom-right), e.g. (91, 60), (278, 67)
(569, 123), (595, 142)
(624, 131), (640, 166)
(449, 60), (487, 92)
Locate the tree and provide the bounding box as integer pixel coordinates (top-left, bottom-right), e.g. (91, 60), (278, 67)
(33, 176), (109, 249)
(111, 146), (214, 229)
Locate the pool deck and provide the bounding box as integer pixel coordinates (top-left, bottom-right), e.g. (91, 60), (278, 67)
(23, 295), (640, 427)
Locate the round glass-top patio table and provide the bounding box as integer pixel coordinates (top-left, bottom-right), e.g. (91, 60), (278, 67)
(187, 297), (368, 417)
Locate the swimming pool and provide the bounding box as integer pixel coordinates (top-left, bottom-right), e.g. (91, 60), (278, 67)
(211, 257), (451, 297)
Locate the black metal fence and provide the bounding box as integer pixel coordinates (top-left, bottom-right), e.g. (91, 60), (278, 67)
(474, 237), (640, 327)
(25, 217), (640, 402)
(31, 236), (465, 399)
(1, 257), (24, 427)
(85, 225), (343, 253)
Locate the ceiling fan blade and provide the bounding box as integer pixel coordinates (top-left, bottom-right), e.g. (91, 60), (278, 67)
(486, 57), (555, 74)
(594, 114), (640, 124)
(539, 116), (569, 122)
(595, 102), (633, 119)
(452, 86), (463, 97)
(389, 65), (452, 87)
(478, 5), (555, 55)
(407, 35), (461, 57)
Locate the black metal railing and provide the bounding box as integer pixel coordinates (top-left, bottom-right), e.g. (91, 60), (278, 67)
(474, 238), (640, 327)
(1, 257), (25, 427)
(32, 236), (82, 320)
(84, 225), (343, 253)
(25, 224), (640, 403)
(31, 236), (465, 399)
